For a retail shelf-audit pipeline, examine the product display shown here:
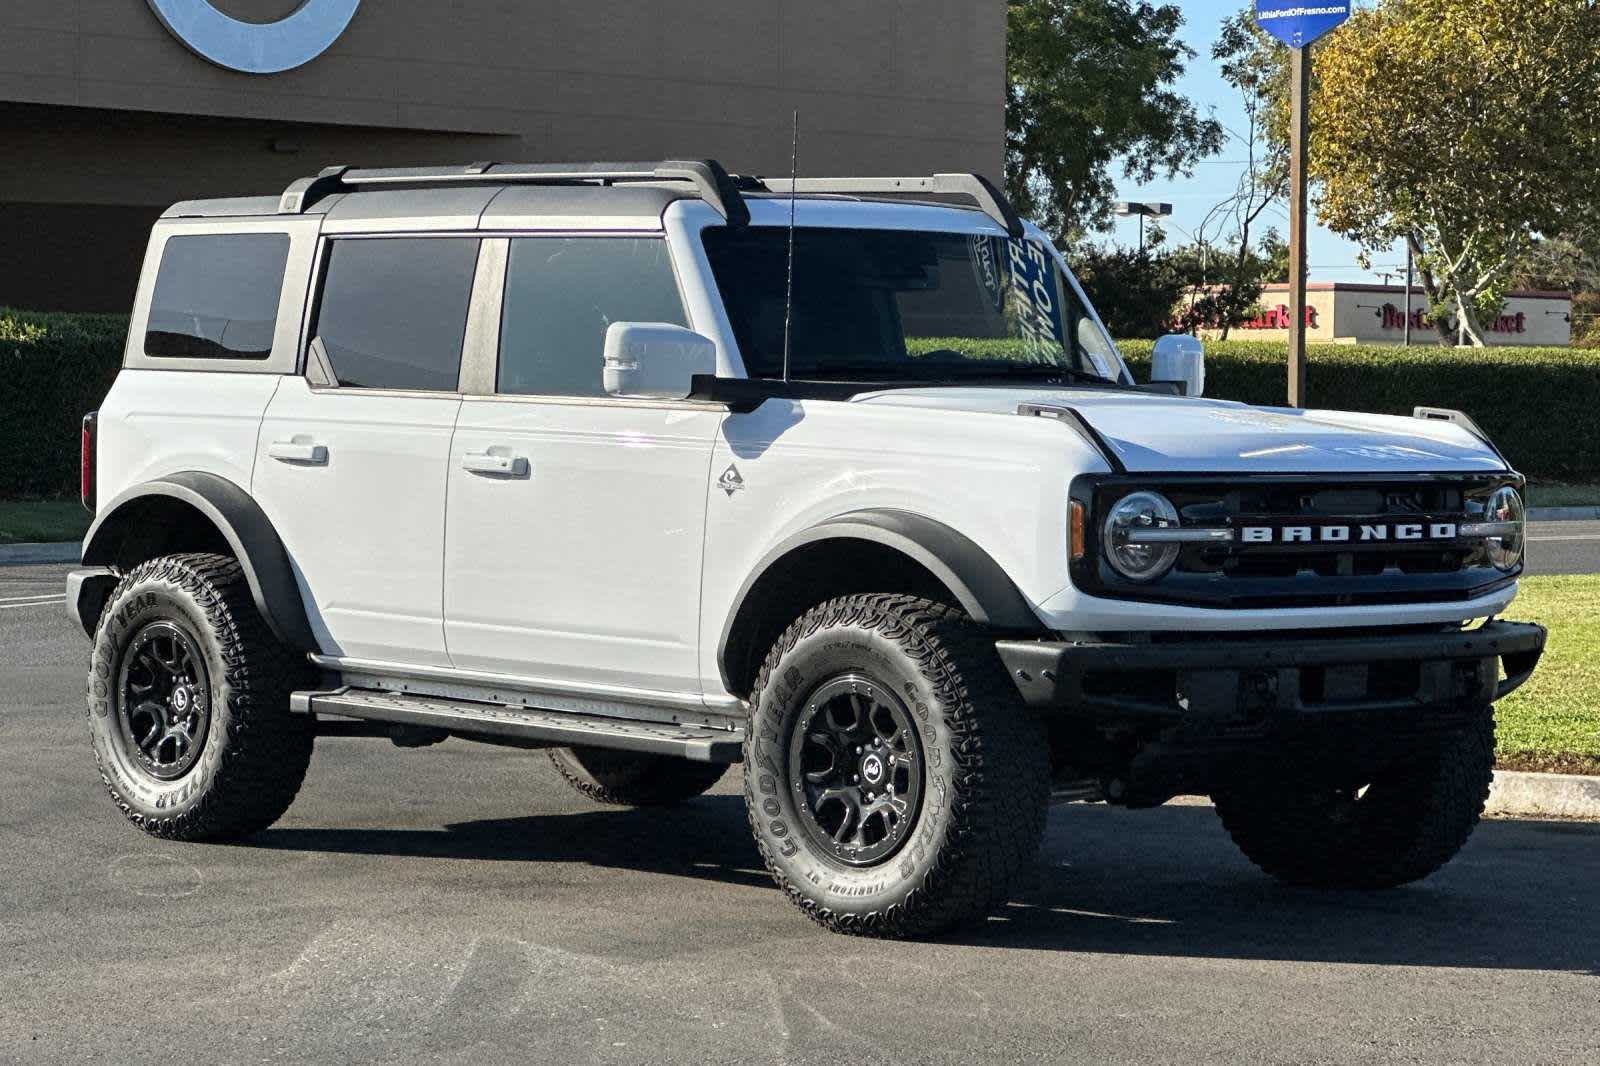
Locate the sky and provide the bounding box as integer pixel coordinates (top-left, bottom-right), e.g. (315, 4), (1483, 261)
(1111, 0), (1407, 284)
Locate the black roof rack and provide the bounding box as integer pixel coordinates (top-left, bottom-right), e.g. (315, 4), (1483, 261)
(276, 160), (1025, 236)
(278, 159), (751, 225)
(752, 174), (1025, 238)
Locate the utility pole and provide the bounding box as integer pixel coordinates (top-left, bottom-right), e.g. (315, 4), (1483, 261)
(1256, 0), (1349, 407)
(1404, 242), (1413, 347)
(1286, 45), (1311, 408)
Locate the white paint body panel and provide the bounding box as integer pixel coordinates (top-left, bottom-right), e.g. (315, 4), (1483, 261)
(94, 369), (280, 508)
(251, 377), (461, 664)
(853, 389), (1504, 474)
(696, 399), (1103, 691)
(444, 398), (722, 694)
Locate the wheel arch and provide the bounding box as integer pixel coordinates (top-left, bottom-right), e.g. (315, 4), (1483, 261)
(717, 509), (1044, 698)
(81, 472), (317, 652)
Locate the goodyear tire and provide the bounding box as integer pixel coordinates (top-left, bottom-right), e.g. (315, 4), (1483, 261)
(87, 553), (314, 841)
(744, 594), (1049, 938)
(1213, 707), (1495, 889)
(547, 746), (727, 807)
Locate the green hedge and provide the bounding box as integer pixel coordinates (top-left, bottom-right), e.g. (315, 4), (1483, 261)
(1, 309), (129, 499)
(1116, 340), (1600, 482)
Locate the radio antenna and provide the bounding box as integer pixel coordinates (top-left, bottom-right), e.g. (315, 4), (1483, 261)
(781, 109), (800, 384)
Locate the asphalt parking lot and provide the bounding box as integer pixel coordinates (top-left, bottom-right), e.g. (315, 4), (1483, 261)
(4, 561), (1598, 1065)
(1527, 519), (1600, 576)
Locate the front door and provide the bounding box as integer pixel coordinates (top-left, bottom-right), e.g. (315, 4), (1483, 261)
(443, 235), (721, 696)
(252, 235), (482, 666)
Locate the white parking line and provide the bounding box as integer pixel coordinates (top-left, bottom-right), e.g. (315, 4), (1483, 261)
(1528, 535), (1600, 542)
(0, 594), (61, 605)
(0, 600), (57, 611)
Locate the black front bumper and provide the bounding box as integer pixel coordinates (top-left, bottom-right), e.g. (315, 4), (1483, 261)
(996, 620), (1546, 722)
(996, 621), (1545, 804)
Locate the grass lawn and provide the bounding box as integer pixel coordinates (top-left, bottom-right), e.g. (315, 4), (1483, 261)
(1526, 483), (1600, 509)
(1496, 574), (1600, 773)
(0, 500), (90, 545)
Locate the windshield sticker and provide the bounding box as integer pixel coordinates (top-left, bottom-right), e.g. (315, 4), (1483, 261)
(969, 236), (1008, 314)
(1075, 319), (1114, 379)
(1007, 240), (1067, 355)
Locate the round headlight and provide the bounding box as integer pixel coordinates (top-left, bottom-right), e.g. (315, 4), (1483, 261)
(1484, 485), (1525, 571)
(1103, 491), (1182, 582)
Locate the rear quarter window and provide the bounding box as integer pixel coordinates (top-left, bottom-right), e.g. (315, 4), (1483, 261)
(144, 233), (291, 360)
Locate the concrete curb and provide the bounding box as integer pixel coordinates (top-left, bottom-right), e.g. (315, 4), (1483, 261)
(1528, 505), (1600, 522)
(1487, 769), (1600, 820)
(0, 542), (80, 566)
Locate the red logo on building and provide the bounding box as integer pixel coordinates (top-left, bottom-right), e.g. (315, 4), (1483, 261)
(1239, 304), (1317, 330)
(1380, 303), (1525, 334)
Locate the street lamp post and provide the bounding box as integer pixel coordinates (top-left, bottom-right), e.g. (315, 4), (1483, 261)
(1114, 201), (1173, 255)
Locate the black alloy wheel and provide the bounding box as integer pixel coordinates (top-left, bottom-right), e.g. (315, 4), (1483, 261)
(788, 674), (924, 866)
(744, 594), (1050, 938)
(116, 620), (211, 781)
(88, 552), (315, 840)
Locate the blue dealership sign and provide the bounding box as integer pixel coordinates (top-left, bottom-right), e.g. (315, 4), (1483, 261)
(147, 0), (362, 74)
(1254, 0), (1351, 48)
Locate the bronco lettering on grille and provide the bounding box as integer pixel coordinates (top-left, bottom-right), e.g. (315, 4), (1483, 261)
(1240, 522), (1458, 544)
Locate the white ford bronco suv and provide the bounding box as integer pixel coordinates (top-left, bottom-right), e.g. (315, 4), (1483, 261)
(69, 160), (1544, 938)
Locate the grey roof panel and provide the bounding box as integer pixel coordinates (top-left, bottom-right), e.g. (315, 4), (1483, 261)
(479, 185), (680, 231)
(319, 186), (500, 233)
(161, 196), (286, 219)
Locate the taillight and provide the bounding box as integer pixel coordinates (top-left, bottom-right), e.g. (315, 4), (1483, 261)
(80, 412), (97, 512)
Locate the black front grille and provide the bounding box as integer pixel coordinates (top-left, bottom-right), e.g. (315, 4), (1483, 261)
(1071, 473), (1521, 609)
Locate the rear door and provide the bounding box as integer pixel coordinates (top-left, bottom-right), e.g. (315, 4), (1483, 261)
(443, 234), (722, 696)
(252, 235), (487, 666)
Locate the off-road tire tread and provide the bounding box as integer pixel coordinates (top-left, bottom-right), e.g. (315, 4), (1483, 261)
(546, 747), (727, 807)
(744, 593), (1048, 938)
(1212, 709), (1494, 889)
(89, 552), (314, 841)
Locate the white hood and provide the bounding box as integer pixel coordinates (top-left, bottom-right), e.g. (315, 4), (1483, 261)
(852, 387), (1507, 474)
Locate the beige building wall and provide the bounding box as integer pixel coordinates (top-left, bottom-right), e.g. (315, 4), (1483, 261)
(1, 1), (1006, 309)
(1209, 283), (1572, 347)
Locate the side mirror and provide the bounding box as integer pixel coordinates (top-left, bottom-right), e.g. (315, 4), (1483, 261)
(603, 323), (718, 400)
(1151, 334), (1205, 398)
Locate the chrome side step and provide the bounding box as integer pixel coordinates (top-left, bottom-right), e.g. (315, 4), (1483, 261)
(292, 687), (744, 764)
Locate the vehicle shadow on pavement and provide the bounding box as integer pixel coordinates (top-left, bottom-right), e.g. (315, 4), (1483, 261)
(253, 794), (776, 890)
(254, 797), (1600, 974)
(954, 804), (1600, 975)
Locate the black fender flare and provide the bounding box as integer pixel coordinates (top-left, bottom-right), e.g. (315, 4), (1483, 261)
(82, 471), (317, 652)
(718, 508), (1044, 690)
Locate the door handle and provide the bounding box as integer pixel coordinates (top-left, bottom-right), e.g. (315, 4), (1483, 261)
(267, 440), (328, 465)
(461, 450), (529, 478)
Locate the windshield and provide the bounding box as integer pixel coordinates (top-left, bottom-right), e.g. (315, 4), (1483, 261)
(702, 226), (1123, 384)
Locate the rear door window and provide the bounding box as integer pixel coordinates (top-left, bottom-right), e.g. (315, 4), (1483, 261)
(144, 233), (290, 360)
(312, 237), (480, 391)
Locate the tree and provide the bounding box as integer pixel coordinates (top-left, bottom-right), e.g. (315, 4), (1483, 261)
(1189, 10), (1290, 339)
(1167, 229), (1288, 335)
(1070, 244), (1191, 339)
(1511, 221), (1600, 347)
(1006, 0), (1224, 242)
(1307, 0), (1600, 346)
